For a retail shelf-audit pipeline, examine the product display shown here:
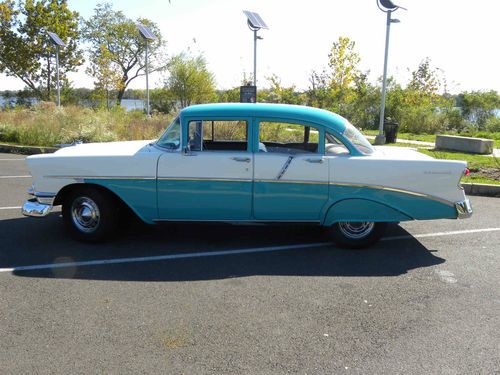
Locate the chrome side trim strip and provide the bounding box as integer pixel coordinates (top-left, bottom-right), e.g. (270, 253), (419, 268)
(330, 181), (455, 207)
(255, 179), (329, 185)
(153, 219), (321, 223)
(44, 175), (156, 180)
(39, 175), (456, 207)
(276, 156), (294, 180)
(158, 177), (253, 183)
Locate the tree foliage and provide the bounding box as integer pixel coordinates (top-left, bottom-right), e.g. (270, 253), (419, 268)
(459, 90), (500, 130)
(82, 3), (166, 104)
(165, 53), (216, 108)
(86, 44), (123, 109)
(0, 0), (83, 100)
(328, 36), (362, 90)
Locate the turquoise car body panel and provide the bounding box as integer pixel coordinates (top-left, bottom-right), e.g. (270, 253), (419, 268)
(85, 178), (157, 224)
(157, 179), (253, 220)
(253, 181), (329, 221)
(85, 178), (456, 224)
(322, 185), (457, 225)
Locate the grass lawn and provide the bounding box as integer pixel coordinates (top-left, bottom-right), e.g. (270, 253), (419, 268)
(370, 142), (500, 185)
(460, 175), (500, 185)
(417, 149), (500, 170)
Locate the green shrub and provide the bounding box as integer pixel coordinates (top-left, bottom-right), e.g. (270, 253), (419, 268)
(0, 104), (174, 147)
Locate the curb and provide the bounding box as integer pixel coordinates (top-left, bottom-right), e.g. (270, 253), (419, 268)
(462, 183), (500, 197)
(0, 143), (58, 155)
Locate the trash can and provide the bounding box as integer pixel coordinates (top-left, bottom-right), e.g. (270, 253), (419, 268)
(383, 120), (399, 143)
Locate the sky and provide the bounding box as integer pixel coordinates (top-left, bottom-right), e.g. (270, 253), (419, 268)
(1, 0), (499, 94)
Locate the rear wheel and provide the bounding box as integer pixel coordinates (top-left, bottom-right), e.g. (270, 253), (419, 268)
(328, 221), (387, 249)
(62, 187), (117, 242)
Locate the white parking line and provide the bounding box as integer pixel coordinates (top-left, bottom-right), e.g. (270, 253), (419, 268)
(0, 227), (499, 274)
(0, 159), (25, 161)
(0, 206), (21, 210)
(0, 242), (333, 273)
(0, 175), (31, 178)
(382, 227), (500, 241)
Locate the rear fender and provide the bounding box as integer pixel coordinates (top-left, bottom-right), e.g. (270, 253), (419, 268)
(322, 198), (413, 226)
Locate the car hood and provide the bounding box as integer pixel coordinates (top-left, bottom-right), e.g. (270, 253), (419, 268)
(48, 140), (155, 158)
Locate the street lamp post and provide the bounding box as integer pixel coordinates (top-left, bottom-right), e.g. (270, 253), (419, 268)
(374, 0), (406, 145)
(243, 10), (268, 88)
(47, 32), (65, 107)
(137, 24), (156, 116)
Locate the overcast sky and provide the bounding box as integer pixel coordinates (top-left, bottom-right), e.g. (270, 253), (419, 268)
(1, 0), (499, 94)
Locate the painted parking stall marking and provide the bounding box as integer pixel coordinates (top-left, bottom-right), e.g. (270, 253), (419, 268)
(0, 175), (31, 179)
(0, 206), (22, 210)
(382, 227), (500, 241)
(1, 227), (499, 274)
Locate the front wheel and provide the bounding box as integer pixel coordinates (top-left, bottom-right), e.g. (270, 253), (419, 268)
(328, 222), (387, 249)
(62, 187), (118, 242)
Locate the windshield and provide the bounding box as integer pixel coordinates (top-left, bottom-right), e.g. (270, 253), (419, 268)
(156, 117), (181, 149)
(342, 122), (374, 155)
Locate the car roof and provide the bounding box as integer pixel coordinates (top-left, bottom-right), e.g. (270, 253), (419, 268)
(180, 103), (348, 133)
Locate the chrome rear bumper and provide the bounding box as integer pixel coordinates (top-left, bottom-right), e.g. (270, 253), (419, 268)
(455, 199), (473, 219)
(22, 198), (53, 217)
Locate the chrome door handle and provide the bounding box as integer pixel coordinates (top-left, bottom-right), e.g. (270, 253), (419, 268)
(305, 158), (324, 164)
(231, 156), (251, 163)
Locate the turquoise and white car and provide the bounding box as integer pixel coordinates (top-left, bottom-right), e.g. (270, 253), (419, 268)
(22, 103), (472, 248)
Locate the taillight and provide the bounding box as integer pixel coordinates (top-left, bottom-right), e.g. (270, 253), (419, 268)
(464, 168), (470, 176)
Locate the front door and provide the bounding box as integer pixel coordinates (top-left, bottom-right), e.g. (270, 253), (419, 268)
(253, 119), (329, 221)
(157, 118), (253, 220)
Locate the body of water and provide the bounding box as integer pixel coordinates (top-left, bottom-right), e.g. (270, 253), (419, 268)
(0, 96), (145, 112)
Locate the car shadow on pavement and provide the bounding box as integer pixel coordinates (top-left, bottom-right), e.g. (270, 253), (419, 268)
(1, 213), (445, 282)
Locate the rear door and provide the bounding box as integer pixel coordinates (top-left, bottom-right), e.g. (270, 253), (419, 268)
(253, 119), (329, 221)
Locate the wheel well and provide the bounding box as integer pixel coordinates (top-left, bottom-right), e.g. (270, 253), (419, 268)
(54, 183), (136, 218)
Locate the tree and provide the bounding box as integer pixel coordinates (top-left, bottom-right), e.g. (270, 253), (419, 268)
(407, 57), (442, 98)
(82, 3), (166, 104)
(328, 36), (362, 90)
(166, 53), (216, 108)
(458, 90), (500, 130)
(86, 44), (123, 109)
(0, 0), (83, 100)
(261, 74), (305, 105)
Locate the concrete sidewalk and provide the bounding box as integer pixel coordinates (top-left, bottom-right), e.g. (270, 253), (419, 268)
(365, 135), (500, 156)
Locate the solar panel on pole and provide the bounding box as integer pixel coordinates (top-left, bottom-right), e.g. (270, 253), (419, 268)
(47, 31), (66, 47)
(243, 10), (268, 29)
(137, 24), (156, 40)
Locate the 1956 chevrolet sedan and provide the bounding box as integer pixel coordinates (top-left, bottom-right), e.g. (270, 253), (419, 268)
(22, 103), (472, 248)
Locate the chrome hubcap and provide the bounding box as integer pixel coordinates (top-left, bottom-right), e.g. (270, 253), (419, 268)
(71, 197), (100, 233)
(338, 222), (375, 239)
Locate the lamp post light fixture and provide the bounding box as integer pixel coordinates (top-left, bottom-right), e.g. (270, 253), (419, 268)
(47, 31), (65, 107)
(243, 10), (268, 88)
(374, 0), (406, 145)
(137, 23), (156, 116)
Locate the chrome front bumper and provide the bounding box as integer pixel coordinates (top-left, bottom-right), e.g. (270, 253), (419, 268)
(22, 198), (52, 217)
(22, 188), (55, 218)
(455, 199), (473, 219)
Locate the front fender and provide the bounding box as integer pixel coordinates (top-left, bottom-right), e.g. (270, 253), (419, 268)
(322, 198), (413, 226)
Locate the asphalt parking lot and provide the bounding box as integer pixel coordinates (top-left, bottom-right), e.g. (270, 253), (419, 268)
(0, 152), (499, 374)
